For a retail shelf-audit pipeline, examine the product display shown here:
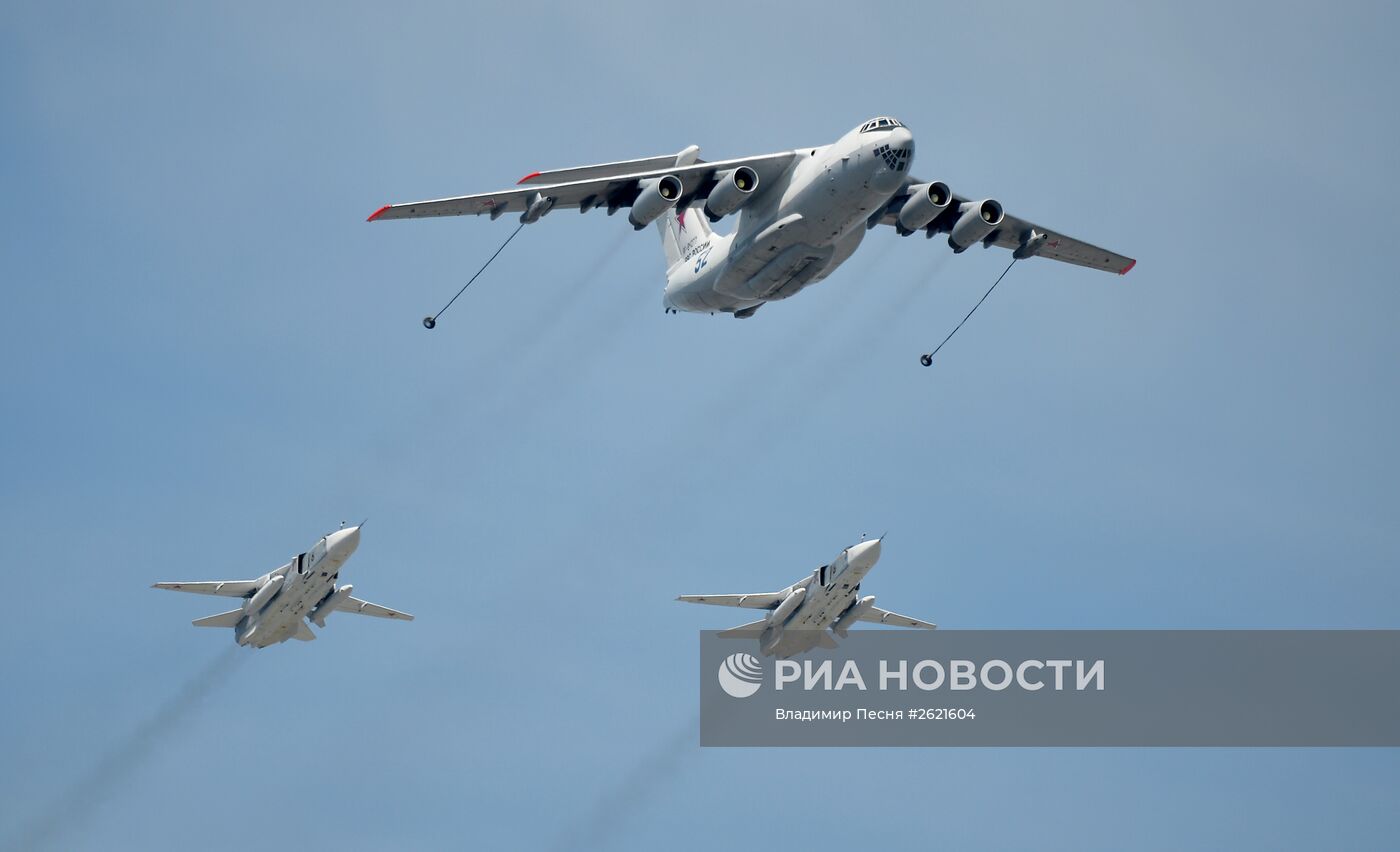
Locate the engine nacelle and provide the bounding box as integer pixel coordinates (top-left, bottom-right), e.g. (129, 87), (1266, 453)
(310, 584), (354, 628)
(895, 182), (952, 235)
(947, 198), (1004, 253)
(704, 167), (759, 221)
(768, 587), (806, 626)
(244, 575), (284, 615)
(832, 595), (876, 638)
(628, 175), (684, 230)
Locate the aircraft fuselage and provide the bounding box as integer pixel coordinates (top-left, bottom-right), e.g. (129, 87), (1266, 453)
(663, 123), (914, 315)
(761, 538), (883, 658)
(235, 527), (359, 647)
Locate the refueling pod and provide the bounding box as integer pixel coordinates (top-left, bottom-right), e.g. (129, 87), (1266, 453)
(628, 175), (684, 229)
(948, 198), (1004, 252)
(704, 166), (759, 221)
(520, 192), (555, 224)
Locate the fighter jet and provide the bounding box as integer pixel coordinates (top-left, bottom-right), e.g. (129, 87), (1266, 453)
(678, 537), (934, 658)
(153, 524), (412, 648)
(369, 117), (1133, 320)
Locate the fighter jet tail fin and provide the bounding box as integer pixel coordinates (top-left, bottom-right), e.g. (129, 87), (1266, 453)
(191, 609), (244, 628)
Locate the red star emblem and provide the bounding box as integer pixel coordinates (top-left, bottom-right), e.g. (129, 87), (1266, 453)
(676, 208), (687, 232)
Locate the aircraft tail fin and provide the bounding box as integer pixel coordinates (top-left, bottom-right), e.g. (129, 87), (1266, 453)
(192, 608), (244, 628)
(656, 145), (714, 275)
(293, 621), (316, 641)
(657, 204), (713, 273)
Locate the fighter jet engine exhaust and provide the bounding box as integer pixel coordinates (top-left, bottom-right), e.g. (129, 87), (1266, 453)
(703, 167), (759, 221)
(627, 175), (684, 230)
(8, 648), (245, 851)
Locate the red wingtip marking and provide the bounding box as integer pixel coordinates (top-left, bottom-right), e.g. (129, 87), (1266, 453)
(516, 171), (541, 185)
(1118, 259), (1136, 275)
(367, 204), (391, 222)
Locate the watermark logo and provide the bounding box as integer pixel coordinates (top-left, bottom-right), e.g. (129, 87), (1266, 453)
(717, 652), (764, 699)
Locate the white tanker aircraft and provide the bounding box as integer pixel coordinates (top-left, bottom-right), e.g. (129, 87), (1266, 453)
(153, 524), (413, 648)
(369, 116), (1134, 321)
(678, 537), (934, 658)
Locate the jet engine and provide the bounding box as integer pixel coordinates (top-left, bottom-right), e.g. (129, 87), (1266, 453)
(947, 198), (1004, 252)
(244, 575), (283, 614)
(768, 587), (806, 626)
(628, 175), (684, 229)
(310, 583), (354, 627)
(832, 595), (876, 638)
(703, 167), (760, 221)
(895, 182), (952, 234)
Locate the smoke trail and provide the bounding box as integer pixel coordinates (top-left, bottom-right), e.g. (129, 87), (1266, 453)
(786, 250), (951, 402)
(6, 647), (245, 852)
(494, 228), (633, 364)
(548, 716), (698, 851)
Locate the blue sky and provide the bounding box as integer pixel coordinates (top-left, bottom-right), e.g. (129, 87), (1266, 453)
(2, 1), (1398, 849)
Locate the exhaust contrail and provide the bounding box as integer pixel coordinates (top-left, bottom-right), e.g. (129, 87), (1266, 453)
(548, 716), (697, 851)
(6, 647), (245, 852)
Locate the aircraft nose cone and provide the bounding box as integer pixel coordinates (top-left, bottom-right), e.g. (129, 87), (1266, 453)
(329, 525), (361, 558)
(849, 537), (882, 568)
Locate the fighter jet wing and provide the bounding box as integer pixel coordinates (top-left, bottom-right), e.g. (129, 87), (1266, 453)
(858, 606), (937, 629)
(876, 181), (1135, 275)
(334, 595), (415, 621)
(152, 580), (258, 597)
(677, 593), (786, 610)
(367, 151), (800, 222)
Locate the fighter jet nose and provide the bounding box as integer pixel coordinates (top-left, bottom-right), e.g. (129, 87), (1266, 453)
(329, 525), (361, 558)
(850, 537), (882, 567)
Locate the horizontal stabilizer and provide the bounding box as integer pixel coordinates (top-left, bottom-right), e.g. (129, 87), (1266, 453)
(717, 619), (769, 638)
(192, 609), (243, 628)
(335, 596), (414, 620)
(858, 606), (936, 630)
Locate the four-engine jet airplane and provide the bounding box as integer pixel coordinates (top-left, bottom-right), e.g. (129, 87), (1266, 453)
(153, 525), (413, 648)
(369, 117), (1134, 319)
(677, 537), (934, 658)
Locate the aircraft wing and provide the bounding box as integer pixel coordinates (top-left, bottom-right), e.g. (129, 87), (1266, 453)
(876, 181), (1135, 275)
(677, 593), (786, 610)
(858, 606), (937, 629)
(367, 151), (800, 222)
(152, 580), (258, 598)
(334, 595), (415, 621)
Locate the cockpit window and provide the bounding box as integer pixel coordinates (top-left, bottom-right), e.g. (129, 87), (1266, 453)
(859, 117), (904, 133)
